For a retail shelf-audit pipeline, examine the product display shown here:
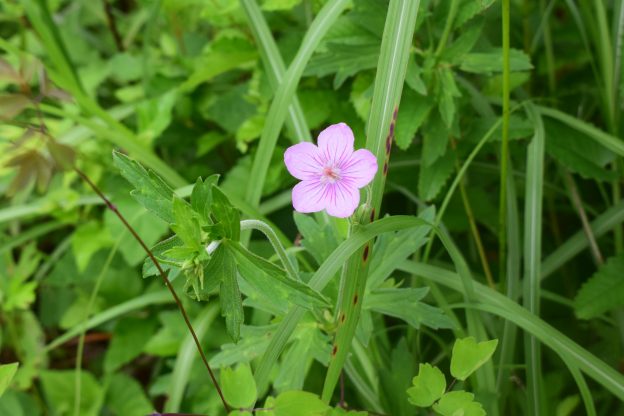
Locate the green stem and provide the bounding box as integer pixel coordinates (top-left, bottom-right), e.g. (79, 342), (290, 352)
(434, 0), (460, 58)
(499, 0), (511, 284)
(239, 219), (299, 281)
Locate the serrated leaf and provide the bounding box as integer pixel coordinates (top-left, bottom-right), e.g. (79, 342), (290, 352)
(142, 236), (184, 278)
(450, 337), (498, 381)
(211, 186), (241, 241)
(229, 241), (329, 309)
(455, 0), (495, 27)
(544, 118), (617, 181)
(0, 363), (19, 397)
(112, 151), (175, 223)
(293, 213), (340, 264)
(574, 254), (624, 319)
(218, 245), (243, 341)
(459, 48), (533, 74)
(406, 363), (446, 407)
(171, 197), (202, 252)
(419, 149), (455, 201)
(274, 391), (330, 416)
(438, 67), (461, 128)
(405, 57), (427, 95)
(422, 112), (450, 166)
(221, 363), (257, 408)
(395, 88), (433, 150)
(432, 391), (485, 416)
(365, 288), (453, 329)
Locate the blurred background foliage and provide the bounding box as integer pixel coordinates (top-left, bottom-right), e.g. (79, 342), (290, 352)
(1, 0), (624, 415)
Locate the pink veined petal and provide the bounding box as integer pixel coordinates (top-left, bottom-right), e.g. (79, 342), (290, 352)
(284, 142), (323, 181)
(341, 148), (378, 188)
(292, 180), (326, 213)
(317, 123), (354, 166)
(324, 182), (360, 218)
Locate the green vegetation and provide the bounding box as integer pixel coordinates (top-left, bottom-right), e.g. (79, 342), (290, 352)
(1, 0), (624, 415)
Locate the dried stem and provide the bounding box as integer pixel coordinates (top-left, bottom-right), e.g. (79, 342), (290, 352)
(74, 168), (230, 413)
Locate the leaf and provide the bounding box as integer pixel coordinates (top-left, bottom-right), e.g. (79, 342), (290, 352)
(450, 337), (498, 381)
(104, 317), (158, 373)
(218, 245), (243, 341)
(365, 288), (454, 329)
(395, 88), (433, 150)
(544, 118), (618, 181)
(191, 175), (219, 224)
(230, 242), (329, 309)
(437, 67), (461, 128)
(46, 141), (75, 170)
(211, 186), (241, 241)
(0, 94), (30, 119)
(0, 363), (19, 397)
(418, 149), (455, 201)
(171, 196), (202, 252)
(40, 370), (103, 416)
(406, 363), (446, 407)
(574, 254), (624, 319)
(459, 48), (533, 74)
(293, 213), (340, 265)
(432, 391), (485, 416)
(112, 151), (175, 223)
(142, 236), (185, 278)
(455, 0), (495, 27)
(262, 0), (301, 11)
(221, 363), (257, 408)
(422, 112), (450, 166)
(273, 391), (330, 416)
(71, 221), (112, 272)
(136, 90), (177, 144)
(379, 338), (415, 415)
(105, 373), (153, 416)
(405, 57), (427, 95)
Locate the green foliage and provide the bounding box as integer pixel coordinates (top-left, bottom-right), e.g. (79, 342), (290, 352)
(221, 363), (257, 408)
(406, 363), (446, 407)
(450, 337), (499, 381)
(574, 254), (624, 319)
(0, 363), (19, 398)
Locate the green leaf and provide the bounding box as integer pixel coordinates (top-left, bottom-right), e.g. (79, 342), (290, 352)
(293, 213), (339, 265)
(191, 176), (220, 224)
(171, 197), (202, 252)
(450, 337), (498, 381)
(365, 288), (454, 329)
(274, 391), (330, 416)
(112, 151), (175, 223)
(406, 363), (446, 407)
(211, 187), (241, 241)
(432, 391), (485, 416)
(104, 317), (158, 373)
(459, 48), (533, 74)
(574, 254), (624, 319)
(105, 373), (153, 416)
(262, 0), (301, 11)
(221, 363), (257, 408)
(0, 363), (18, 398)
(544, 118), (618, 181)
(422, 112), (450, 166)
(230, 242), (329, 309)
(218, 245), (243, 341)
(419, 149), (455, 201)
(437, 67), (461, 128)
(40, 370), (103, 416)
(395, 88), (433, 150)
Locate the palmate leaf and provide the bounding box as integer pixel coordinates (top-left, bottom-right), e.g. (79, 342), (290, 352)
(112, 150), (175, 223)
(432, 391), (485, 416)
(574, 254), (624, 319)
(406, 363), (446, 407)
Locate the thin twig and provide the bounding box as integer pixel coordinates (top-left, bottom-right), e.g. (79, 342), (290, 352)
(74, 168), (230, 413)
(102, 0), (124, 51)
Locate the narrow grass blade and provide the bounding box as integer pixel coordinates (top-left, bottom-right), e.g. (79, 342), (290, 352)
(399, 262), (624, 402)
(523, 103), (546, 415)
(240, 0), (311, 142)
(244, 0), (350, 209)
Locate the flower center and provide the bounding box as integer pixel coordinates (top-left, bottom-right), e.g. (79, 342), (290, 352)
(321, 165), (341, 183)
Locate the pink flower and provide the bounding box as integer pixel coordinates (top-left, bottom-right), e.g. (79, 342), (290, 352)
(284, 123), (378, 218)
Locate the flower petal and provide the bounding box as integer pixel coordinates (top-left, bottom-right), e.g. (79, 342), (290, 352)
(292, 180), (326, 213)
(341, 149), (378, 188)
(318, 123), (354, 166)
(284, 142), (323, 180)
(324, 182), (360, 218)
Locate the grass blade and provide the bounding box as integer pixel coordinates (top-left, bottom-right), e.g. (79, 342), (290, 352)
(522, 103), (546, 415)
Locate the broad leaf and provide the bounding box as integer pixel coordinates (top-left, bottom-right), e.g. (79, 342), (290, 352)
(0, 363), (19, 397)
(221, 363), (257, 408)
(104, 317), (158, 373)
(191, 175), (220, 224)
(40, 370), (103, 416)
(395, 88), (433, 150)
(105, 373), (152, 416)
(432, 391), (485, 416)
(459, 48), (533, 74)
(406, 363), (446, 407)
(211, 186), (241, 241)
(419, 149), (455, 201)
(112, 151), (175, 223)
(218, 245), (243, 341)
(450, 337), (498, 381)
(574, 254), (624, 319)
(274, 391), (330, 416)
(171, 196), (202, 252)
